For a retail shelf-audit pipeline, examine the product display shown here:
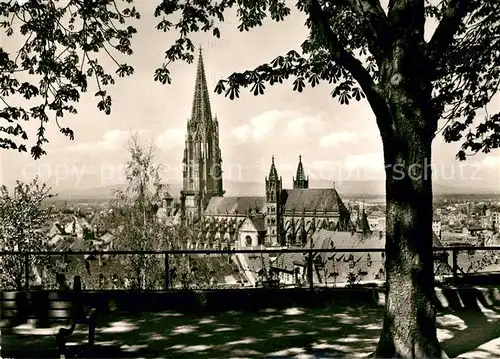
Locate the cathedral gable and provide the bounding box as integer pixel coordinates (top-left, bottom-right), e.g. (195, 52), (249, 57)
(240, 218), (257, 232)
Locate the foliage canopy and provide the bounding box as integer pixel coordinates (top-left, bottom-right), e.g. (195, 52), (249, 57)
(0, 176), (53, 289)
(0, 0), (499, 160)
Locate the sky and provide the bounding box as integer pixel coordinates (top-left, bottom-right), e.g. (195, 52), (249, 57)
(0, 2), (499, 192)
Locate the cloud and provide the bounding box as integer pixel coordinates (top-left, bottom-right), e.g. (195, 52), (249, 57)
(230, 110), (294, 142)
(319, 131), (359, 147)
(276, 162), (295, 172)
(285, 115), (324, 137)
(310, 160), (339, 170)
(481, 155), (500, 168)
(231, 126), (250, 142)
(63, 129), (142, 153)
(156, 128), (185, 150)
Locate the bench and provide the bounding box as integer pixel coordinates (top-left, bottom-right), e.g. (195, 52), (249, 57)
(54, 276), (98, 359)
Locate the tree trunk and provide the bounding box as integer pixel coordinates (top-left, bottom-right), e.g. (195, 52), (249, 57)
(373, 89), (445, 358)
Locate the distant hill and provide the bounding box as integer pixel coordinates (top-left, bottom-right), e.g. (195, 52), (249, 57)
(309, 179), (384, 196)
(52, 180), (264, 201)
(311, 179), (499, 196)
(52, 177), (498, 203)
(54, 184), (127, 201)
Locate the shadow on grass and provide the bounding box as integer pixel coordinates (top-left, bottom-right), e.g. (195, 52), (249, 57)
(438, 286), (500, 358)
(2, 306), (383, 358)
(6, 286), (500, 358)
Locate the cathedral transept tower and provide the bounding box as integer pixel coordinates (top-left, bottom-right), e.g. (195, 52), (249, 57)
(265, 156), (283, 246)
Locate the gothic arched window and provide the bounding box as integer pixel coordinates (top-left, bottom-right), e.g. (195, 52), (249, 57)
(348, 254), (355, 269)
(245, 235), (252, 247)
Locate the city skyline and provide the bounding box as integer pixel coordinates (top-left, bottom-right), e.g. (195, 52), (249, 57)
(0, 3), (499, 192)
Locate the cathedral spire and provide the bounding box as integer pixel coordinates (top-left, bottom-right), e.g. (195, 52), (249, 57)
(190, 47), (212, 126)
(296, 155), (305, 180)
(268, 155), (279, 181)
(293, 154), (309, 189)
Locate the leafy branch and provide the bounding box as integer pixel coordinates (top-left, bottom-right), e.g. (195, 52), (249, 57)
(0, 0), (139, 158)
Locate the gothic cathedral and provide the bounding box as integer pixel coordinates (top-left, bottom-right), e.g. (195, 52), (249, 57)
(178, 48), (354, 249)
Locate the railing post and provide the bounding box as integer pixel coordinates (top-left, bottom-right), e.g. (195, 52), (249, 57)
(164, 252), (170, 290)
(307, 253), (313, 289)
(24, 253), (29, 292)
(452, 248), (458, 283)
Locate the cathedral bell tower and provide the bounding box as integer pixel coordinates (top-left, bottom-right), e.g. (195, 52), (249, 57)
(265, 156), (283, 246)
(180, 48), (224, 225)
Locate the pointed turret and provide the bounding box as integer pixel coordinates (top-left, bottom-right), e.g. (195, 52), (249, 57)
(293, 155), (309, 189)
(268, 155), (279, 182)
(356, 202), (371, 234)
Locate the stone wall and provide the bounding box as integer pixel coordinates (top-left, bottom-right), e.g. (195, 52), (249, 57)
(3, 273), (500, 327)
(1, 287), (383, 326)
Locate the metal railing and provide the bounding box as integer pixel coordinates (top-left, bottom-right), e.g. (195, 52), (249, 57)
(0, 246), (499, 291)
